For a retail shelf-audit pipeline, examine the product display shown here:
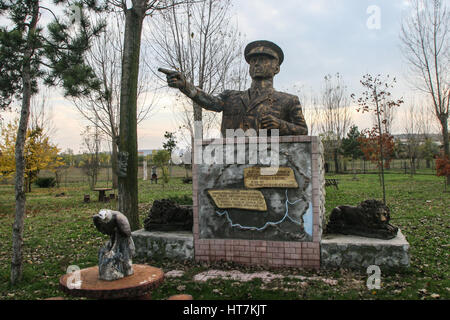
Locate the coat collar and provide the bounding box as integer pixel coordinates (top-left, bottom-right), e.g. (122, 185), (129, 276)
(245, 88), (275, 113)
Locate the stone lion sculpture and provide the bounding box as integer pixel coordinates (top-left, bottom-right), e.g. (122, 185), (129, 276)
(325, 199), (398, 240)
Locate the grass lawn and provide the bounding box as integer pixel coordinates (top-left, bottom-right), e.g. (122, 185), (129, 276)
(0, 173), (448, 300)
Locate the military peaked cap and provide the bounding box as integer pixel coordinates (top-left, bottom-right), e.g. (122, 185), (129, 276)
(244, 40), (284, 65)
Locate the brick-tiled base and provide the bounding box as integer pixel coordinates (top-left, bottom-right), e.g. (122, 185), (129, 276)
(194, 239), (320, 269)
(193, 136), (324, 269)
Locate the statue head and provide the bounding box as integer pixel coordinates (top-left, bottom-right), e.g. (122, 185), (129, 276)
(95, 209), (113, 223)
(245, 40), (284, 80)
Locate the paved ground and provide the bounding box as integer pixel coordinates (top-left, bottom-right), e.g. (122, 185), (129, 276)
(165, 269), (338, 285)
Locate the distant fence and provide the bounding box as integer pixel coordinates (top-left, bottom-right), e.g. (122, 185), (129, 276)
(0, 159), (436, 186)
(324, 158), (437, 176)
(0, 165), (192, 186)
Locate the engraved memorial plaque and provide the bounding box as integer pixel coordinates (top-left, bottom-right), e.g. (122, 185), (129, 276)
(207, 189), (267, 211)
(244, 167), (298, 189)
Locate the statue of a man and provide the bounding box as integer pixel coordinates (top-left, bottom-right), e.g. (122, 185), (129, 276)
(161, 40), (308, 136)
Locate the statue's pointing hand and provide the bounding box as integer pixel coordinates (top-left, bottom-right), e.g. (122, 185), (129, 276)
(158, 68), (186, 89)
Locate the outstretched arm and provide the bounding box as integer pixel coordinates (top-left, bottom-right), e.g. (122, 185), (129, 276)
(159, 68), (225, 112)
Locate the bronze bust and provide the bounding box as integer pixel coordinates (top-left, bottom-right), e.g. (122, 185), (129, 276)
(160, 40), (308, 136)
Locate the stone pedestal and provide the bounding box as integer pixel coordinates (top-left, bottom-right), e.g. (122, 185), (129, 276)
(193, 136), (325, 268)
(321, 230), (410, 270)
(132, 230), (194, 261)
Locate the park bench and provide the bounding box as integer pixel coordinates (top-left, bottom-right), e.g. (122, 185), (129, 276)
(325, 178), (339, 189)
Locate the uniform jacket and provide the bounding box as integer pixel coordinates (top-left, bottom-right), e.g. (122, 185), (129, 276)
(190, 88), (309, 137)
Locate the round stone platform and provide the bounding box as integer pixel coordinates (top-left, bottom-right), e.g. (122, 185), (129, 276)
(59, 264), (164, 299)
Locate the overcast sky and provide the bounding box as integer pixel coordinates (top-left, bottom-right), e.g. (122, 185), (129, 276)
(1, 0), (434, 153)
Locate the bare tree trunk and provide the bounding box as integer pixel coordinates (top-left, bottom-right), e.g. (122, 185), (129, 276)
(378, 133), (386, 204)
(410, 158), (416, 176)
(111, 138), (118, 189)
(118, 7), (145, 231)
(351, 158), (357, 180)
(12, 88), (30, 284)
(400, 0), (449, 186)
(11, 1), (39, 285)
(441, 115), (450, 185)
(193, 101), (202, 136)
(148, 0), (244, 141)
(333, 148), (339, 174)
(375, 88), (386, 205)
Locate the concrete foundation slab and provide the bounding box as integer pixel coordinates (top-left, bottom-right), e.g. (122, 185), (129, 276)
(321, 230), (410, 270)
(132, 229), (194, 261)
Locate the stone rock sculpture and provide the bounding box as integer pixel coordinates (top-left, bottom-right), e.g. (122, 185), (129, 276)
(93, 209), (135, 280)
(117, 151), (129, 178)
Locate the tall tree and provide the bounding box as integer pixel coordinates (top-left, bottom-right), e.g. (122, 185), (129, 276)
(400, 0), (449, 184)
(0, 0), (105, 285)
(372, 98), (396, 136)
(404, 103), (421, 175)
(152, 149), (171, 188)
(359, 129), (396, 178)
(319, 73), (352, 173)
(0, 120), (63, 192)
(80, 125), (103, 190)
(351, 74), (404, 204)
(163, 131), (177, 154)
(163, 130), (177, 176)
(341, 125), (363, 179)
(72, 11), (156, 189)
(436, 152), (450, 191)
(29, 89), (56, 136)
(290, 84), (320, 136)
(147, 0), (247, 139)
(106, 0), (186, 231)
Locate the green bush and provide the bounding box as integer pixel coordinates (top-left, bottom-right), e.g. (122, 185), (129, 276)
(35, 177), (56, 188)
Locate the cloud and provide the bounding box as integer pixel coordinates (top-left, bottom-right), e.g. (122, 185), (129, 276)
(49, 103), (84, 152)
(1, 0), (429, 152)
